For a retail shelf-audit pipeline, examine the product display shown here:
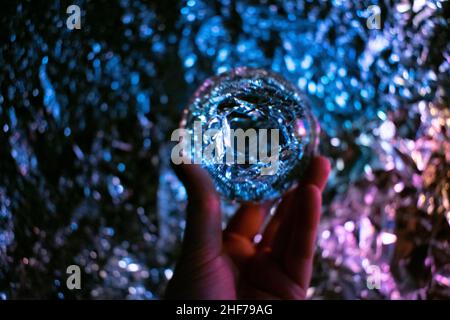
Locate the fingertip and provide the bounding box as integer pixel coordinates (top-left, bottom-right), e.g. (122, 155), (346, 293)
(171, 162), (187, 183)
(172, 162), (202, 182)
(302, 155), (331, 191)
(173, 163), (218, 201)
(314, 155), (331, 174)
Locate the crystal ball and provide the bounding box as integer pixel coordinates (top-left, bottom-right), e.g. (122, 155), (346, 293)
(180, 67), (318, 202)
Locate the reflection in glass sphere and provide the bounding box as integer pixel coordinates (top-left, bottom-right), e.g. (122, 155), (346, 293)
(181, 67), (318, 202)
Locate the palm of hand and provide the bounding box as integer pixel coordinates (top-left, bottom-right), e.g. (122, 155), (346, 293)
(166, 156), (330, 300)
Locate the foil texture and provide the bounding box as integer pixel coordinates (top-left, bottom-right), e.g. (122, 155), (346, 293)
(0, 0), (449, 299)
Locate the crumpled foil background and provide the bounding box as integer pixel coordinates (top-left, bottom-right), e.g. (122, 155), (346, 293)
(0, 0), (449, 299)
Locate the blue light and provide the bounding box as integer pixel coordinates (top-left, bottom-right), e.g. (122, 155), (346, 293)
(184, 54), (196, 68)
(130, 72), (140, 85)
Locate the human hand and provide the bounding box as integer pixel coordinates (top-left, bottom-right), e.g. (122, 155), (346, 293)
(165, 156), (331, 299)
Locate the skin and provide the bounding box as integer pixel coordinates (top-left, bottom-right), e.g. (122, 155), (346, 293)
(165, 156), (331, 300)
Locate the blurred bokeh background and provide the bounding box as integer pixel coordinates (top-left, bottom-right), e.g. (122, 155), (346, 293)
(0, 0), (449, 299)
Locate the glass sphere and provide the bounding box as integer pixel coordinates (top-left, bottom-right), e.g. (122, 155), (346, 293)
(180, 67), (318, 202)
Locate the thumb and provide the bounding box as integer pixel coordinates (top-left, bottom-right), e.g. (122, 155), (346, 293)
(173, 163), (223, 260)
